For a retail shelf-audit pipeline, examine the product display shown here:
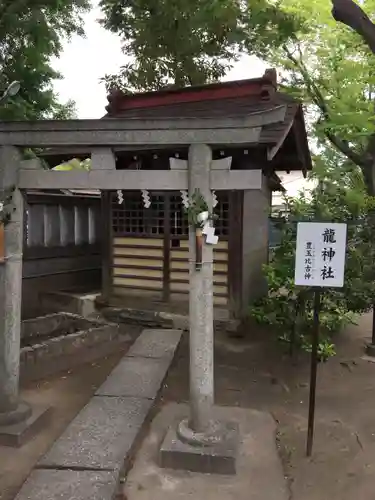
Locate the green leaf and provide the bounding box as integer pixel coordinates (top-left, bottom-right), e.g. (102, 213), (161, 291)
(0, 0), (89, 120)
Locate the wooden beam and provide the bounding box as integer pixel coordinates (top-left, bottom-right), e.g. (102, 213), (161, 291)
(0, 107), (289, 148)
(211, 170), (262, 190)
(19, 169), (188, 191)
(18, 168), (263, 191)
(0, 107), (286, 133)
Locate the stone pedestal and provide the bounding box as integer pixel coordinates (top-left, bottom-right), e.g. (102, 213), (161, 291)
(160, 417), (238, 475)
(0, 405), (51, 447)
(0, 146), (49, 446)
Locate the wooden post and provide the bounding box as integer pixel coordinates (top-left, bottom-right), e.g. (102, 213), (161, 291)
(306, 288), (321, 457)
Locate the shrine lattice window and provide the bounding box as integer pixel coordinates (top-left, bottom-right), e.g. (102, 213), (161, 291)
(111, 191), (230, 238)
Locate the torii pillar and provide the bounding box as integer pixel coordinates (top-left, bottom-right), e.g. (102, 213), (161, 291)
(160, 144), (239, 474)
(0, 146), (50, 447)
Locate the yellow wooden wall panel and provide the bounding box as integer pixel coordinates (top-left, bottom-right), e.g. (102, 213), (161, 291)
(113, 267), (163, 278)
(170, 249), (228, 262)
(113, 256), (163, 268)
(170, 260), (189, 270)
(170, 260), (228, 273)
(214, 296), (228, 305)
(170, 249), (188, 260)
(113, 287), (162, 299)
(113, 237), (163, 247)
(113, 277), (162, 289)
(214, 262), (228, 272)
(114, 247), (163, 258)
(111, 236), (228, 306)
(171, 282), (227, 295)
(170, 271), (188, 282)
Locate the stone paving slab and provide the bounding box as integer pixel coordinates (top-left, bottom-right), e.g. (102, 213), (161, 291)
(14, 469), (117, 500)
(96, 356), (171, 399)
(15, 328), (183, 500)
(127, 329), (182, 359)
(38, 395), (153, 470)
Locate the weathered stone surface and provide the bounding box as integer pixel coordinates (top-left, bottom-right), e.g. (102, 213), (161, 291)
(20, 322), (122, 382)
(160, 422), (239, 474)
(20, 333), (130, 383)
(127, 329), (182, 360)
(0, 147), (24, 416)
(0, 405), (51, 447)
(125, 403), (289, 500)
(39, 396), (152, 470)
(188, 143), (214, 432)
(96, 357), (170, 399)
(39, 292), (100, 318)
(365, 342), (375, 357)
(14, 469), (117, 500)
(101, 306), (235, 333)
(21, 312), (95, 341)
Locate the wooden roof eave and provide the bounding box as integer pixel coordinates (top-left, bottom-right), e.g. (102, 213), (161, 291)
(294, 106), (312, 176)
(265, 171), (285, 192)
(264, 105), (312, 175)
(266, 117), (295, 162)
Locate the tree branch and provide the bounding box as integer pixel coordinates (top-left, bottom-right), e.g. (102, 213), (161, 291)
(284, 44), (367, 168)
(331, 0), (375, 54)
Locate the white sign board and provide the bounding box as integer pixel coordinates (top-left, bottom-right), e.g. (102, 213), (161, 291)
(294, 222), (347, 288)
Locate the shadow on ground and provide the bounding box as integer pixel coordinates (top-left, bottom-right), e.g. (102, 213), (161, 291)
(162, 313), (375, 500)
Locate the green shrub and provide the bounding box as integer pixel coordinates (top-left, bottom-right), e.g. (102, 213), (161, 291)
(250, 162), (375, 360)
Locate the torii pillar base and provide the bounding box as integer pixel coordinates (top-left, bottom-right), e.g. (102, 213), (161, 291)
(159, 411), (239, 475)
(0, 404), (51, 447)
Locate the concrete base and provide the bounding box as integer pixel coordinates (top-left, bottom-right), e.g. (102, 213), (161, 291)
(0, 405), (51, 447)
(361, 354), (375, 364)
(125, 403), (289, 500)
(0, 401), (31, 426)
(40, 291), (100, 318)
(365, 342), (375, 357)
(160, 421), (238, 474)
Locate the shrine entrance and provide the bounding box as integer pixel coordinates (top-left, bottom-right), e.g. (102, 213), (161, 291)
(110, 191), (234, 307)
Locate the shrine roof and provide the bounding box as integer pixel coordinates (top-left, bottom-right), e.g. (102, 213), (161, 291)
(104, 69), (311, 173)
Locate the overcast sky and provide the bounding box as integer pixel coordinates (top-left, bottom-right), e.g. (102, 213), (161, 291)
(51, 1), (308, 197)
(52, 1), (268, 119)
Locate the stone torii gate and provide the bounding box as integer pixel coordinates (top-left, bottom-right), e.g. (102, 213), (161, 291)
(0, 114), (276, 468)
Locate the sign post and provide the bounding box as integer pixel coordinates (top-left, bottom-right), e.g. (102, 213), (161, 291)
(306, 288), (321, 457)
(294, 222), (347, 456)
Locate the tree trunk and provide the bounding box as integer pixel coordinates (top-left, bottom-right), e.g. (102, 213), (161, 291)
(332, 0), (375, 54)
(331, 0), (375, 196)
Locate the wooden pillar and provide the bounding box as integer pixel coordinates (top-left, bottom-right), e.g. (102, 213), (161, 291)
(91, 148), (116, 304)
(101, 191), (112, 304)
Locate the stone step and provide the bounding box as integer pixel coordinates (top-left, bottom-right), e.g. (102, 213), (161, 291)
(100, 305), (240, 335)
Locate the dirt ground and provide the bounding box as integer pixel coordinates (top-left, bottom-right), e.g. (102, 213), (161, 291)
(3, 315), (375, 500)
(162, 313), (375, 500)
(0, 325), (141, 500)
